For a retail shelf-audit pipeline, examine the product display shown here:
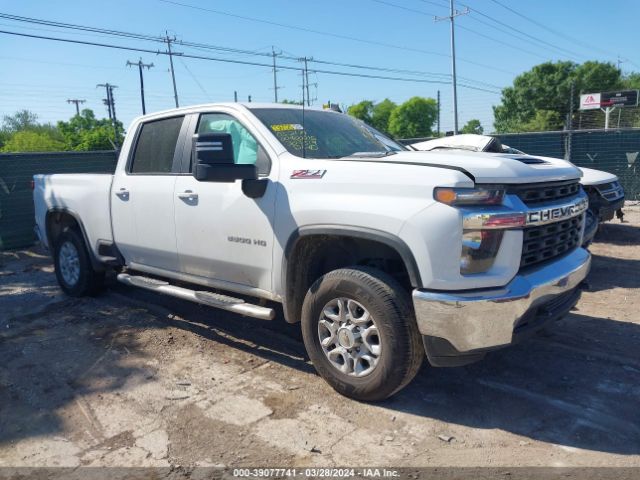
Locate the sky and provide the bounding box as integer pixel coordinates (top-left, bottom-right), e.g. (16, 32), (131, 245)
(1, 0), (638, 134)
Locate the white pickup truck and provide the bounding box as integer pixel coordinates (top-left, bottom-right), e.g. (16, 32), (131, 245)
(34, 103), (591, 401)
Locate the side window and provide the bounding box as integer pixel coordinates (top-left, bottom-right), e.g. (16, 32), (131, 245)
(197, 113), (258, 166)
(130, 116), (184, 174)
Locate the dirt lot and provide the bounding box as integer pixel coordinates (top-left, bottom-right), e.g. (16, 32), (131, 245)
(1, 207), (639, 471)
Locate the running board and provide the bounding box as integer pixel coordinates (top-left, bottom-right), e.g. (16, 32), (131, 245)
(116, 273), (275, 321)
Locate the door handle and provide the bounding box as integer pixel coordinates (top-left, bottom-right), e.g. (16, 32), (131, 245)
(115, 188), (129, 200)
(177, 190), (198, 200)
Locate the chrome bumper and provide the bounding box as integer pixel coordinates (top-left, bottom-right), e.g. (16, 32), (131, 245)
(412, 247), (591, 352)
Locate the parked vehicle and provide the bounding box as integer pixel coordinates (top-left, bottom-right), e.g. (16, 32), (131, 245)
(34, 104), (591, 401)
(410, 134), (625, 236)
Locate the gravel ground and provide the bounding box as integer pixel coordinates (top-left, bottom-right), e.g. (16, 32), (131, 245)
(0, 207), (639, 471)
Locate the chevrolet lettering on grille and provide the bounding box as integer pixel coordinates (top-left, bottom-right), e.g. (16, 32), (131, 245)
(526, 198), (588, 225)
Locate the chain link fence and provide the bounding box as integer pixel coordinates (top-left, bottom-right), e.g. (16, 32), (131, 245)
(0, 151), (118, 250)
(1, 128), (639, 250)
(495, 128), (640, 200)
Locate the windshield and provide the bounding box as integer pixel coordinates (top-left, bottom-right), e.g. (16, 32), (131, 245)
(249, 107), (406, 159)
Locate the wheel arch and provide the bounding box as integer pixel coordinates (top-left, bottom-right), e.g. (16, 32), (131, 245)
(45, 208), (104, 271)
(281, 225), (421, 324)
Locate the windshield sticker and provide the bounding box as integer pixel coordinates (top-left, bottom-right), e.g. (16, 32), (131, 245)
(291, 169), (326, 179)
(275, 131), (319, 151)
(270, 123), (304, 132)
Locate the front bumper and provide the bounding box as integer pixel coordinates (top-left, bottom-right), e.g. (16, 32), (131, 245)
(595, 196), (625, 222)
(412, 247), (591, 354)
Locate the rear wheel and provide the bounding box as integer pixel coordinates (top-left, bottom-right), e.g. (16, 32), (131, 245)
(301, 267), (423, 401)
(53, 229), (104, 296)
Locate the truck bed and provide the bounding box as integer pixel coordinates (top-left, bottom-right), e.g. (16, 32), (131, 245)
(33, 173), (114, 256)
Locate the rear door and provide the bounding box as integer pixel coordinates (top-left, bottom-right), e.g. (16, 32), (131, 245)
(111, 115), (189, 272)
(173, 111), (277, 292)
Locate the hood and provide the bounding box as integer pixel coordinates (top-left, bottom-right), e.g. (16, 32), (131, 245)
(578, 166), (618, 185)
(367, 150), (582, 184)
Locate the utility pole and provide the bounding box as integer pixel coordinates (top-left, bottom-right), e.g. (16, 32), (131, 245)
(436, 90), (441, 136)
(566, 82), (574, 162)
(66, 99), (86, 116)
(127, 58), (154, 114)
(435, 1), (469, 135)
(304, 57), (311, 107)
(298, 57), (316, 107)
(98, 83), (113, 120)
(165, 32), (180, 108)
(271, 47), (282, 103)
(97, 83), (119, 147)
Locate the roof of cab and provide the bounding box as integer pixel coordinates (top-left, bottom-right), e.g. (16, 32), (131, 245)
(130, 102), (339, 125)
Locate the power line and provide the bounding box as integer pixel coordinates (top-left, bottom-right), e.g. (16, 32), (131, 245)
(154, 0), (516, 74)
(455, 23), (549, 61)
(0, 11), (504, 91)
(0, 29), (500, 93)
(487, 0), (618, 59)
(460, 4), (587, 61)
(368, 0), (582, 63)
(178, 58), (212, 102)
(369, 0), (438, 16)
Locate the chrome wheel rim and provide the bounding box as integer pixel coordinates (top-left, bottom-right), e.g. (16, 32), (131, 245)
(59, 241), (80, 286)
(318, 298), (381, 377)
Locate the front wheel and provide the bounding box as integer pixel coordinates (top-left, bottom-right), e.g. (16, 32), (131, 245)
(53, 229), (104, 297)
(301, 267), (424, 401)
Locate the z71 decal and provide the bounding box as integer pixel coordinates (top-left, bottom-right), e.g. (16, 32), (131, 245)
(290, 169), (327, 179)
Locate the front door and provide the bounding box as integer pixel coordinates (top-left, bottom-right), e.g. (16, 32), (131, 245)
(173, 111), (277, 293)
(111, 115), (187, 272)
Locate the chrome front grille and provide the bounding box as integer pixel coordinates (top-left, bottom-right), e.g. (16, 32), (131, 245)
(520, 215), (583, 269)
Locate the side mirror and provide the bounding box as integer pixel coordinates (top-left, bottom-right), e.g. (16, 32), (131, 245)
(192, 132), (257, 182)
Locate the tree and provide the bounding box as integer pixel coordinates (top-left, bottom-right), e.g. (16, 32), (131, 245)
(1, 130), (65, 152)
(461, 119), (484, 135)
(493, 61), (623, 132)
(387, 97), (437, 138)
(2, 110), (40, 133)
(57, 109), (123, 150)
(281, 99), (303, 105)
(347, 100), (374, 124)
(371, 99), (397, 133)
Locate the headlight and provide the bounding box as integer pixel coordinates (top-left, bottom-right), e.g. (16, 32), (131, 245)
(460, 229), (504, 275)
(434, 187), (504, 206)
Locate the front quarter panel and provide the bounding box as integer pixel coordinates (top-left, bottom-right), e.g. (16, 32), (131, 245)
(271, 153), (473, 296)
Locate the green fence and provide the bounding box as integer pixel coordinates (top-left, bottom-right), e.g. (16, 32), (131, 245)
(495, 129), (640, 200)
(0, 151), (118, 250)
(2, 130), (639, 250)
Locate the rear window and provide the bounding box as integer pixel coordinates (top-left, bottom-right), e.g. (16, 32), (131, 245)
(130, 116), (184, 174)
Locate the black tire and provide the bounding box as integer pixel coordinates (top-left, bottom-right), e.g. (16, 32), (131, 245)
(53, 229), (104, 297)
(301, 266), (424, 402)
